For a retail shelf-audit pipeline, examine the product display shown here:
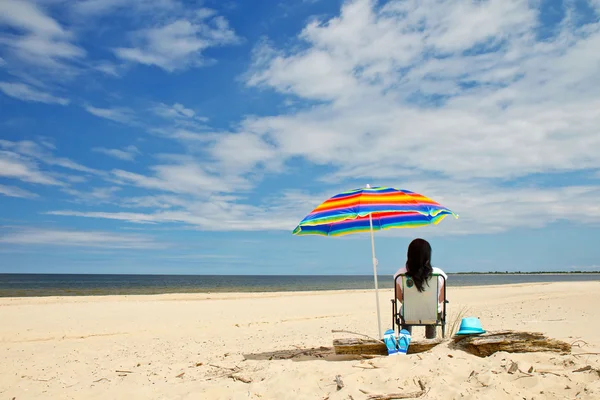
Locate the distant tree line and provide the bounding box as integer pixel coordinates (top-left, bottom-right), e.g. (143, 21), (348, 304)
(452, 271), (600, 275)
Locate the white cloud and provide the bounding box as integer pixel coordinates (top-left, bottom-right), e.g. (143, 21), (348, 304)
(0, 57), (5, 66)
(0, 0), (85, 73)
(0, 139), (101, 176)
(120, 194), (189, 209)
(71, 0), (180, 16)
(208, 132), (281, 173)
(379, 180), (600, 236)
(47, 172), (600, 235)
(94, 62), (120, 76)
(45, 180), (596, 234)
(114, 15), (240, 71)
(236, 0), (600, 181)
(0, 184), (38, 199)
(62, 186), (121, 203)
(84, 106), (136, 124)
(0, 82), (69, 105)
(0, 227), (158, 249)
(152, 102), (202, 120)
(0, 0), (67, 37)
(20, 0), (600, 238)
(46, 198), (300, 231)
(111, 159), (249, 196)
(0, 151), (62, 185)
(93, 145), (139, 161)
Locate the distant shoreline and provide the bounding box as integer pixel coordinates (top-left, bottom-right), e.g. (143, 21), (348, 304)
(1, 271), (599, 276)
(451, 271), (600, 275)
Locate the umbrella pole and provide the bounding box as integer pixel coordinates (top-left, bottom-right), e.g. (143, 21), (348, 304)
(369, 212), (383, 340)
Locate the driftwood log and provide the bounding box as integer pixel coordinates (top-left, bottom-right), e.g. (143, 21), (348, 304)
(452, 331), (571, 357)
(333, 338), (443, 356)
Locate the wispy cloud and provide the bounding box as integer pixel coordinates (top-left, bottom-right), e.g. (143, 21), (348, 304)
(0, 184), (38, 199)
(114, 13), (240, 71)
(0, 0), (85, 74)
(152, 102), (206, 121)
(84, 105), (136, 124)
(0, 150), (62, 185)
(70, 0), (180, 17)
(0, 139), (102, 176)
(93, 145), (139, 161)
(47, 176), (600, 235)
(0, 227), (159, 249)
(0, 82), (69, 105)
(61, 186), (121, 204)
(111, 159), (249, 196)
(93, 62), (121, 77)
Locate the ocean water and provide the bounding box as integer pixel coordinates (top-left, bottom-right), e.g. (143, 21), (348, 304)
(0, 273), (598, 297)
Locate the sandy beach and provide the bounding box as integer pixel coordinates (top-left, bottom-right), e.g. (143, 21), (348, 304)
(1, 281), (599, 399)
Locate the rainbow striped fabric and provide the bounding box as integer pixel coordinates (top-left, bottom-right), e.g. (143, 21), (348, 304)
(292, 186), (457, 237)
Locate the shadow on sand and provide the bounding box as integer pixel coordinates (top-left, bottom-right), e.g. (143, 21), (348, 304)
(243, 347), (380, 362)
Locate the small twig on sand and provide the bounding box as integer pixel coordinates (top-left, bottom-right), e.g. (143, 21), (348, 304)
(115, 370), (133, 374)
(229, 374), (252, 383)
(332, 330), (380, 342)
(335, 375), (344, 391)
(92, 378), (110, 383)
(537, 370), (563, 377)
(573, 366), (592, 373)
(353, 361), (380, 369)
(572, 353), (600, 357)
(209, 364), (237, 371)
(514, 370), (534, 380)
(176, 372), (185, 378)
(361, 389), (426, 399)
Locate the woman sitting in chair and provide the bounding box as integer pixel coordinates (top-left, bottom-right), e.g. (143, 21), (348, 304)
(394, 238), (447, 339)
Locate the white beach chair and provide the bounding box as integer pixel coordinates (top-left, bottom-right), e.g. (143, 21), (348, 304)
(391, 273), (447, 338)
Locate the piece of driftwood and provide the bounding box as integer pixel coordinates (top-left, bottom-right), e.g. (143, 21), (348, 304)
(452, 331), (571, 358)
(333, 338), (442, 356)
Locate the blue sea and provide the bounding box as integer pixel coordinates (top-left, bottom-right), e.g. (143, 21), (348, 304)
(0, 273), (598, 297)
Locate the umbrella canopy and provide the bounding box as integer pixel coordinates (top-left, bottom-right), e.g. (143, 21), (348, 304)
(293, 186), (456, 236)
(292, 185), (457, 339)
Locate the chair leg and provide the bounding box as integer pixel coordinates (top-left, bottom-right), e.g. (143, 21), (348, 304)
(391, 299), (396, 332)
(400, 325), (413, 335)
(442, 324), (446, 338)
(425, 325), (437, 339)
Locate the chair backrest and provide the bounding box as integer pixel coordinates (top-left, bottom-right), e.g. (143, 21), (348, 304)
(399, 274), (441, 325)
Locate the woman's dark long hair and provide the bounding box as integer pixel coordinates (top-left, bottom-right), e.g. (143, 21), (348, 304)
(405, 238), (433, 292)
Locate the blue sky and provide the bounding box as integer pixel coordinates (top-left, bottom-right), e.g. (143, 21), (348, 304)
(1, 0), (600, 275)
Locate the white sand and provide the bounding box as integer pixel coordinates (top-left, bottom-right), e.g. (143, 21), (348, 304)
(1, 281), (599, 399)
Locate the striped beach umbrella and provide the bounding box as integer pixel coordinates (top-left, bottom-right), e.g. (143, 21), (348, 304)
(293, 185), (457, 338)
